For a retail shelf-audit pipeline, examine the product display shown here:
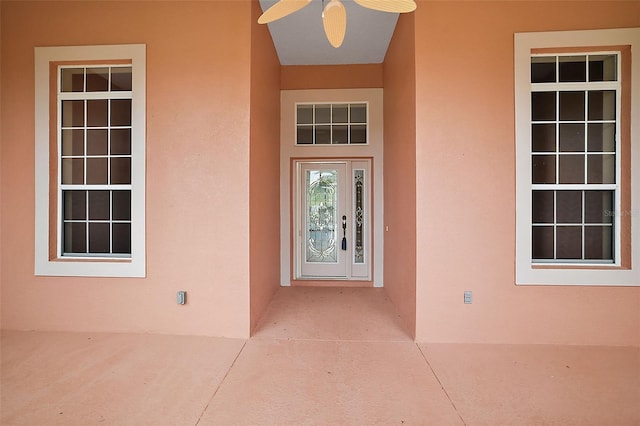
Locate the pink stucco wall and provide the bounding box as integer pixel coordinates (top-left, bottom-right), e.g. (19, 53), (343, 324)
(414, 1), (640, 345)
(1, 1), (253, 337)
(249, 0), (281, 333)
(383, 13), (417, 338)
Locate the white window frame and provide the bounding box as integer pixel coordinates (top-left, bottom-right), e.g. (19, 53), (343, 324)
(515, 28), (640, 286)
(35, 44), (146, 277)
(294, 102), (369, 145)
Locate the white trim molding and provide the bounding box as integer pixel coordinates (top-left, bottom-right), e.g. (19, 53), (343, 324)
(35, 44), (146, 277)
(515, 28), (640, 286)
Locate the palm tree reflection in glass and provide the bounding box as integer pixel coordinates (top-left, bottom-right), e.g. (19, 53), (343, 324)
(306, 170), (338, 263)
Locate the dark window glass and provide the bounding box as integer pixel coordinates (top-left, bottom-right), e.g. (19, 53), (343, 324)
(87, 129), (108, 155)
(556, 191), (582, 223)
(350, 125), (367, 144)
(88, 191), (110, 220)
(559, 92), (585, 121)
(532, 191), (554, 223)
(556, 226), (582, 259)
(584, 226), (613, 260)
(559, 56), (586, 82)
(110, 99), (132, 126)
(532, 124), (556, 152)
(588, 55), (617, 82)
(585, 191), (613, 224)
(61, 68), (84, 92)
(64, 222), (86, 253)
(112, 191), (131, 221)
(62, 158), (84, 184)
(531, 92), (556, 121)
(63, 190), (86, 220)
(587, 123), (615, 152)
(111, 129), (132, 155)
(62, 129), (85, 156)
(111, 158), (131, 184)
(315, 126), (331, 144)
(532, 155), (556, 184)
(558, 155), (584, 184)
(531, 57), (556, 83)
(532, 226), (554, 259)
(87, 100), (108, 127)
(587, 154), (615, 184)
(111, 67), (132, 91)
(559, 123), (585, 152)
(62, 100), (84, 127)
(86, 158), (108, 184)
(297, 127), (313, 144)
(88, 223), (110, 253)
(588, 91), (616, 121)
(86, 67), (109, 92)
(333, 125), (348, 144)
(112, 223), (131, 254)
(315, 105), (331, 123)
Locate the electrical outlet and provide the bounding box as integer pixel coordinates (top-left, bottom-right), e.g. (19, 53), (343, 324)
(177, 291), (187, 305)
(464, 291), (472, 304)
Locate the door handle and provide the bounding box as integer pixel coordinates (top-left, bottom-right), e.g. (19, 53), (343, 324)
(341, 215), (347, 250)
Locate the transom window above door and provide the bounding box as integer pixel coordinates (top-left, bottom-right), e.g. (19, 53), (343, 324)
(296, 103), (368, 145)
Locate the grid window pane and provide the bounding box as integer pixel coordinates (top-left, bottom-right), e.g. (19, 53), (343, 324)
(559, 123), (585, 152)
(332, 104), (348, 123)
(86, 67), (109, 92)
(559, 56), (586, 82)
(556, 191), (582, 223)
(111, 158), (131, 184)
(112, 191), (131, 221)
(64, 222), (87, 253)
(333, 125), (348, 144)
(559, 91), (585, 121)
(588, 90), (616, 120)
(532, 155), (556, 184)
(350, 104), (367, 123)
(532, 191), (554, 223)
(61, 68), (85, 92)
(87, 129), (108, 155)
(315, 126), (331, 144)
(531, 92), (556, 121)
(587, 154), (615, 184)
(62, 158), (84, 184)
(531, 57), (556, 83)
(558, 155), (585, 184)
(62, 100), (84, 127)
(297, 126), (313, 144)
(111, 99), (132, 126)
(62, 129), (85, 156)
(112, 223), (131, 254)
(297, 105), (313, 124)
(556, 226), (582, 259)
(87, 99), (108, 127)
(589, 55), (617, 82)
(111, 67), (132, 91)
(88, 191), (110, 220)
(110, 129), (132, 155)
(315, 105), (331, 124)
(585, 191), (613, 224)
(584, 226), (613, 260)
(350, 125), (367, 144)
(86, 158), (108, 184)
(63, 191), (86, 220)
(532, 124), (556, 152)
(532, 226), (554, 259)
(587, 123), (615, 152)
(89, 223), (110, 253)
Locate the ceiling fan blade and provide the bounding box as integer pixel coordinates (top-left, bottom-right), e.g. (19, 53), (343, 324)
(322, 0), (347, 48)
(353, 0), (417, 13)
(258, 0), (313, 24)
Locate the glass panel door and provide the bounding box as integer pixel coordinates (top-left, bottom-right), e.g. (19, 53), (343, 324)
(299, 163), (347, 278)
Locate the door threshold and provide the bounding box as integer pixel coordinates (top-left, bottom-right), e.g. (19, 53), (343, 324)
(291, 279), (373, 288)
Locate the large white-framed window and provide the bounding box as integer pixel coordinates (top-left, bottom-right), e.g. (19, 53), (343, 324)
(35, 44), (146, 277)
(515, 28), (639, 286)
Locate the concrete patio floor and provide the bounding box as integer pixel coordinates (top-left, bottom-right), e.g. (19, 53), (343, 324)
(2, 287), (639, 425)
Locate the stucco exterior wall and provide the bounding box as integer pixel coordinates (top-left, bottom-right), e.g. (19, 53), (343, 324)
(414, 1), (640, 345)
(1, 0), (253, 337)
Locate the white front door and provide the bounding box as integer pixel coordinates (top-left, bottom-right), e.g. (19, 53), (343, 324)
(294, 160), (371, 280)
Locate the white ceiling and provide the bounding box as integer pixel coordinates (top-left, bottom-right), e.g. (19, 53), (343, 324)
(258, 0), (399, 65)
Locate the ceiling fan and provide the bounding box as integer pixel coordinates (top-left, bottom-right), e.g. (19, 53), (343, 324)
(258, 0), (417, 48)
